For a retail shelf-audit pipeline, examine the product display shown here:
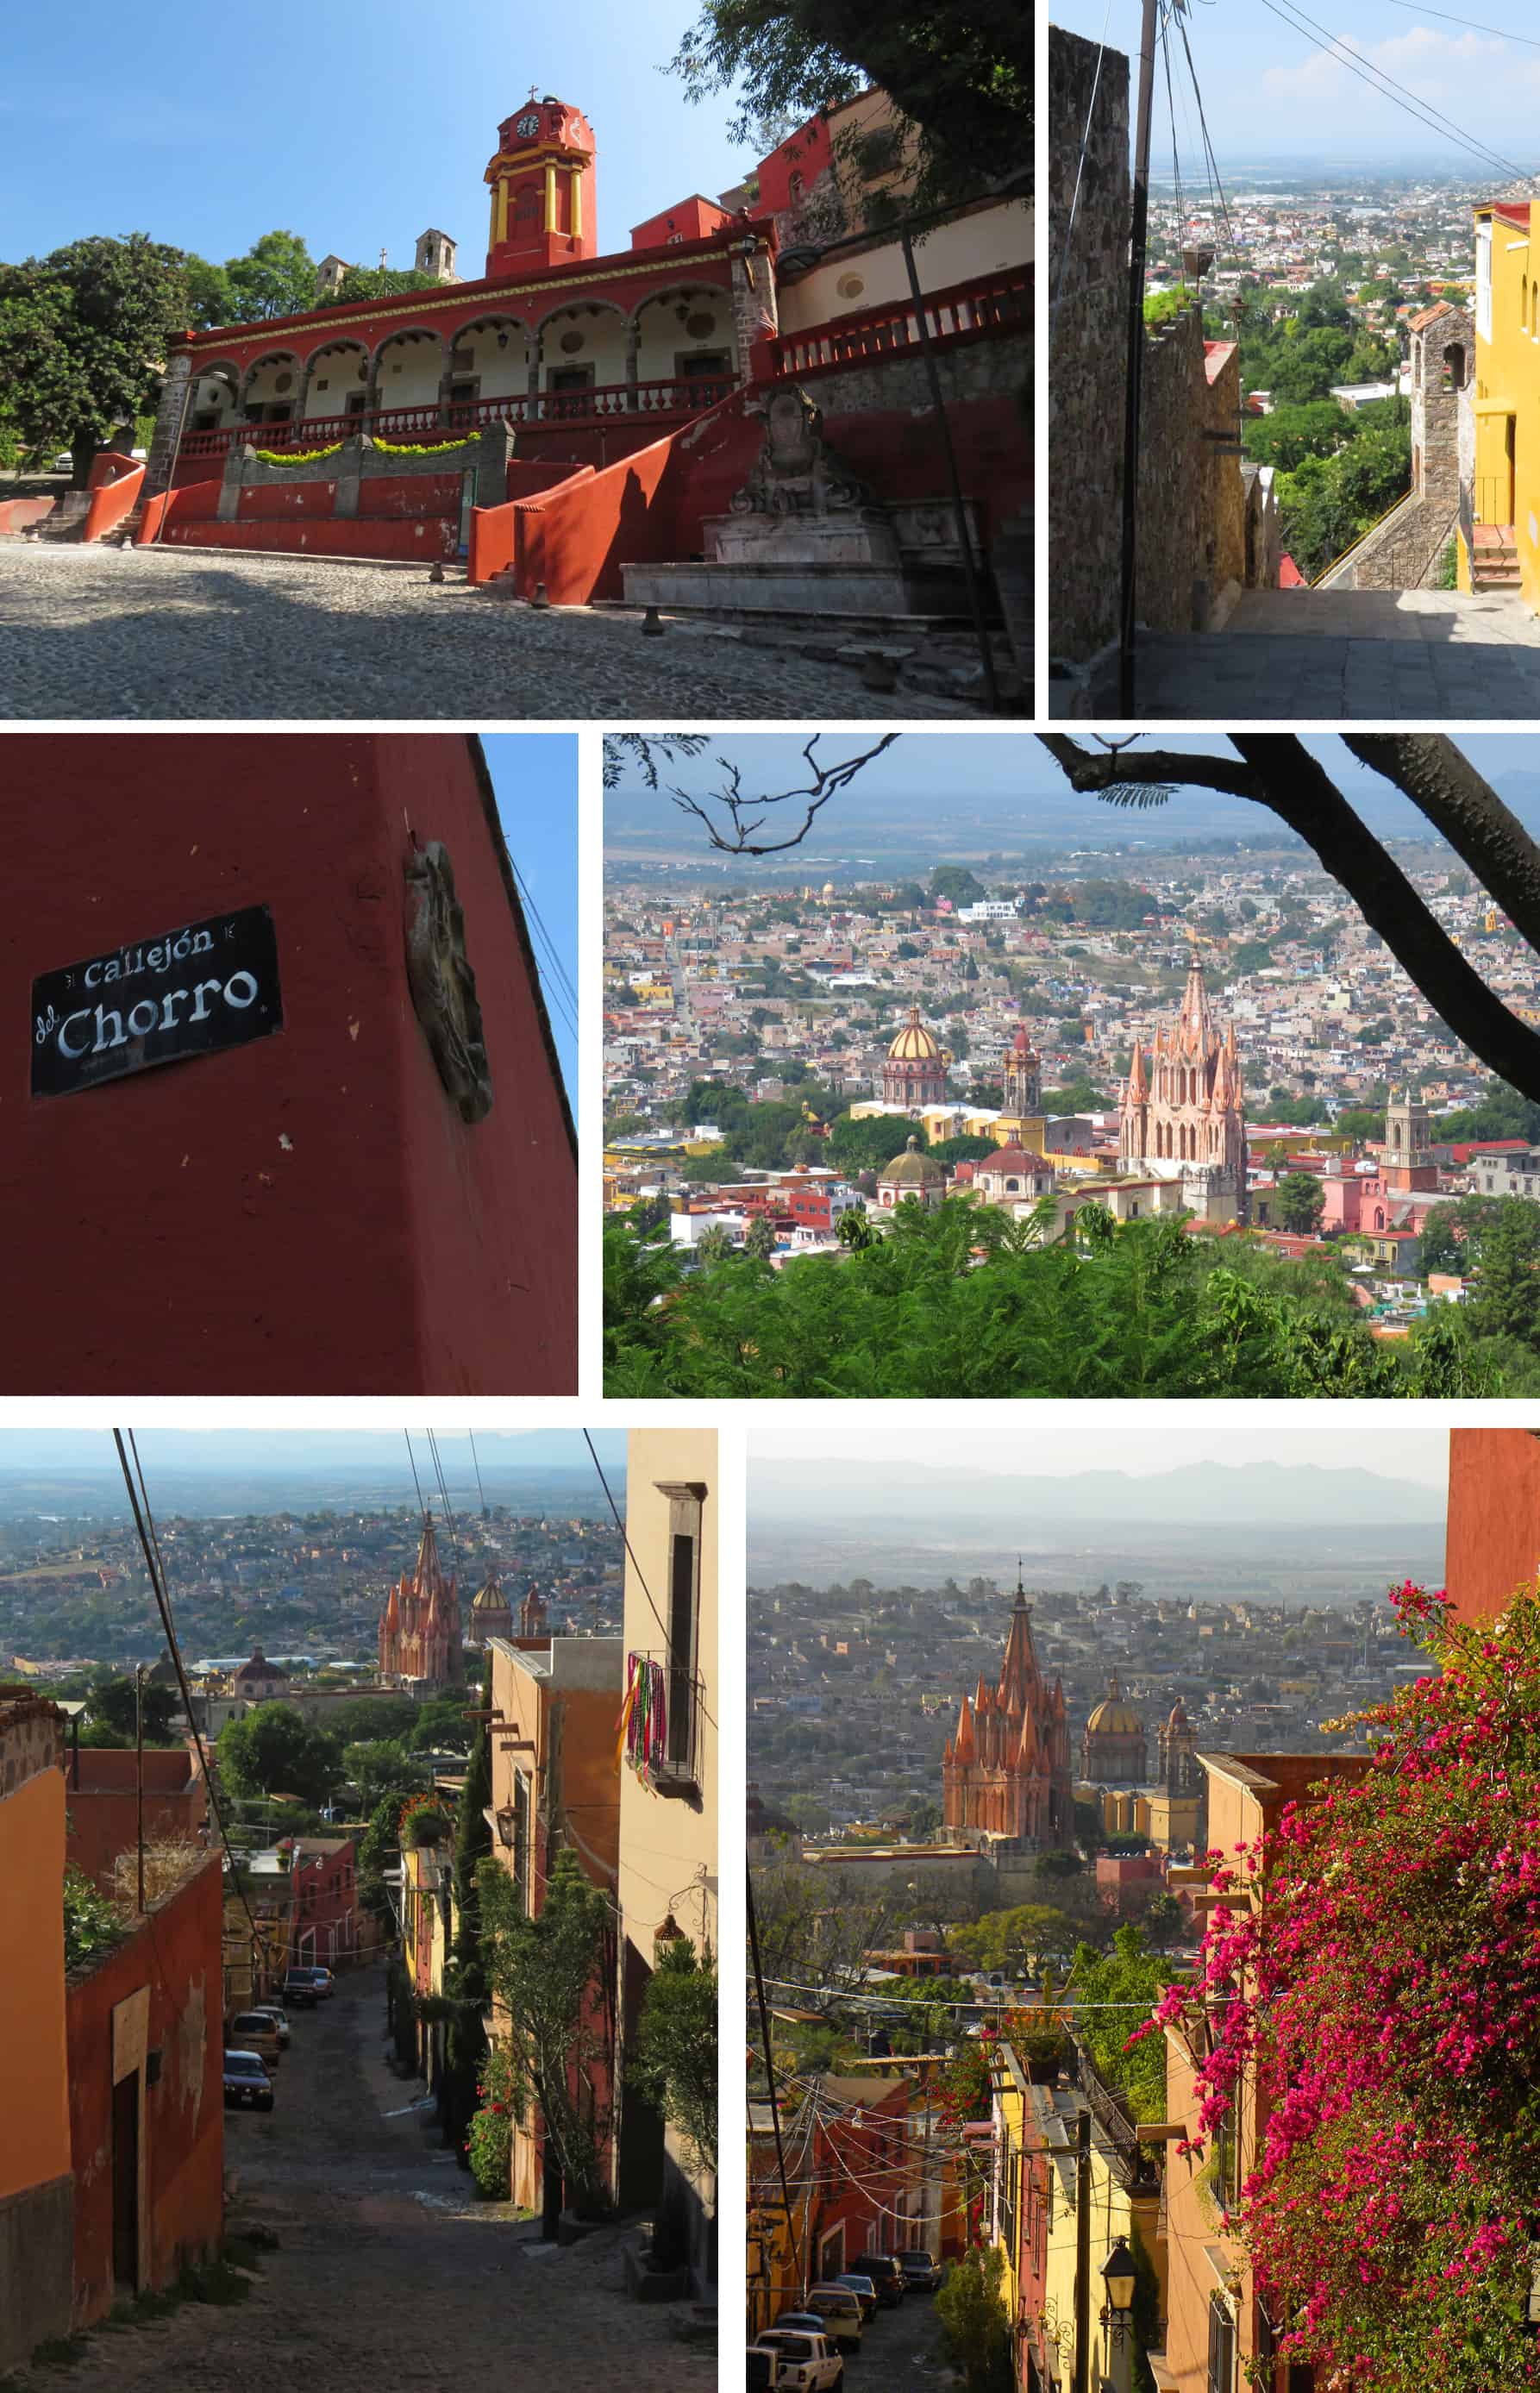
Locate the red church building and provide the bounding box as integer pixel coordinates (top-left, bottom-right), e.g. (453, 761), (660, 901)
(379, 1517), (465, 1688)
(942, 1579), (1074, 1851)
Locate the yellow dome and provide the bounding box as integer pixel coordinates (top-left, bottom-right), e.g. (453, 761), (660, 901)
(1086, 1674), (1142, 1737)
(471, 1577), (508, 1612)
(887, 1005), (942, 1062)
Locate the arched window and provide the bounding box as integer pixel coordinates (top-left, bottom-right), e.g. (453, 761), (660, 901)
(1442, 341), (1467, 392)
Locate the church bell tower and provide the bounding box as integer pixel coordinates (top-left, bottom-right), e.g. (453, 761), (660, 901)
(485, 91), (598, 278)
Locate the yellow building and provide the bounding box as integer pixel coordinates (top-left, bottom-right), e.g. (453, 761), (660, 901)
(0, 1696), (72, 2371)
(1465, 202), (1532, 598)
(614, 1428), (718, 2296)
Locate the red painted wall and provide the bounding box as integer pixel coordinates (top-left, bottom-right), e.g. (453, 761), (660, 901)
(82, 456), (145, 544)
(1445, 1429), (1540, 1623)
(66, 1854), (224, 2328)
(66, 1749), (210, 1892)
(0, 497), (57, 535)
(629, 196), (734, 249)
(138, 480), (221, 539)
(285, 1839), (358, 1970)
(160, 517), (460, 561)
(6, 736), (576, 1393)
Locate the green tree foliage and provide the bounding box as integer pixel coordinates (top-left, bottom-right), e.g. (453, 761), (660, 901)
(1465, 1199), (1540, 1347)
(324, 1695), (416, 1745)
(85, 1674), (178, 1745)
(929, 863), (986, 907)
(930, 1135), (997, 1165)
(407, 1694), (476, 1754)
(828, 1112), (921, 1172)
(441, 1659), (494, 2149)
(1278, 422), (1411, 580)
(0, 234), (193, 481)
(667, 0), (1027, 220)
(333, 266), (441, 304)
(633, 1935), (717, 2177)
(479, 1848), (613, 2214)
(341, 1737), (420, 1815)
(357, 1792), (403, 1933)
(934, 2243), (1015, 2393)
(1417, 1208), (1464, 1277)
(948, 1903), (1076, 1974)
(218, 1704), (340, 1807)
(1069, 1925), (1172, 2123)
(604, 1201), (1499, 1397)
(1276, 1171), (1326, 1235)
(62, 1867), (130, 1971)
(222, 230), (319, 323)
(1243, 398), (1352, 473)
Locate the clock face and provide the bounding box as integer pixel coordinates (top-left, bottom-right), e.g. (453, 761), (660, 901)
(515, 111), (540, 139)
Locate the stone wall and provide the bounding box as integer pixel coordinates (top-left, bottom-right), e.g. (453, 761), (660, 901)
(216, 424), (513, 521)
(0, 1696), (65, 1795)
(1317, 489), (1457, 592)
(1138, 314), (1248, 630)
(1411, 304), (1472, 509)
(1049, 26), (1130, 662)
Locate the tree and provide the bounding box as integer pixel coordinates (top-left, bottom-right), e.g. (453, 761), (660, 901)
(1039, 737), (1540, 1105)
(342, 1737), (420, 1815)
(0, 235), (193, 483)
(333, 266), (441, 304)
(1466, 1199), (1540, 1348)
(478, 1847), (613, 2214)
(1417, 1207), (1464, 1277)
(85, 1674), (178, 1745)
(440, 1659), (493, 2149)
(934, 2243), (1015, 2393)
(218, 1704), (340, 1807)
(666, 0), (1026, 223)
(1067, 1925), (1171, 2122)
(325, 1695), (416, 1746)
(930, 864), (986, 908)
(743, 1214), (778, 1260)
(633, 1934), (717, 2179)
(357, 1791), (403, 1933)
(1276, 1171), (1326, 1235)
(406, 1694), (476, 1754)
(223, 230), (319, 323)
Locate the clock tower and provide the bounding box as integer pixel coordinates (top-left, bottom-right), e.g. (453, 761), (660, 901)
(485, 91), (598, 278)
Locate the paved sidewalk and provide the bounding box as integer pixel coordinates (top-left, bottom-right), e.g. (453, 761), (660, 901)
(0, 544), (979, 720)
(1127, 622), (1540, 720)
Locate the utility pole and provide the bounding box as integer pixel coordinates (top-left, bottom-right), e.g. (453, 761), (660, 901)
(135, 1663), (147, 1914)
(1074, 2104), (1092, 2393)
(1118, 0), (1162, 715)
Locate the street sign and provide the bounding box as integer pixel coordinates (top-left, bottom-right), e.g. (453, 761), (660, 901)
(31, 905), (284, 1098)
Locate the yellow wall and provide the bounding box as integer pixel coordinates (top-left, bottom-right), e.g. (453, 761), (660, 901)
(0, 1761), (71, 2202)
(1472, 205), (1540, 602)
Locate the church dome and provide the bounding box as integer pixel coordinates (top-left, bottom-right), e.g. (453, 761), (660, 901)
(887, 1007), (942, 1062)
(235, 1647), (285, 1684)
(471, 1576), (507, 1613)
(880, 1135), (944, 1187)
(1086, 1674), (1142, 1736)
(1011, 1027), (1040, 1057)
(986, 1144), (1036, 1174)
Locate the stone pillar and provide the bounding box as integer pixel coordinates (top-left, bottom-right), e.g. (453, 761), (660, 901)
(144, 352), (192, 495)
(528, 332), (543, 418)
(729, 239), (777, 385)
(334, 436), (364, 520)
(625, 320), (641, 409)
(216, 445), (247, 523)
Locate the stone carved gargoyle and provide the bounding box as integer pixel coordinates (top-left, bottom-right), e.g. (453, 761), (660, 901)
(404, 841), (493, 1124)
(729, 384), (871, 518)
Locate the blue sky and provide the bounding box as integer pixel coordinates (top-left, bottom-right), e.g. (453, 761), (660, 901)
(484, 734), (576, 1099)
(1051, 0), (1540, 169)
(2, 4), (748, 268)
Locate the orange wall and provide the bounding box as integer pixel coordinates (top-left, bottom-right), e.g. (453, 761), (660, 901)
(1445, 1427), (1540, 1623)
(66, 1749), (209, 1892)
(83, 455), (145, 543)
(0, 1763), (71, 2202)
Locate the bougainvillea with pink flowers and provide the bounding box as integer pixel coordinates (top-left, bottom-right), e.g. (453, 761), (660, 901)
(1142, 1581), (1540, 2391)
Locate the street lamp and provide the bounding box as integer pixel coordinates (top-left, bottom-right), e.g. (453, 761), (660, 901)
(1100, 2238), (1136, 2346)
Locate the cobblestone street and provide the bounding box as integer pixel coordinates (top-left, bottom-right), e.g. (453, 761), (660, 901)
(4, 1967), (715, 2393)
(0, 546), (980, 720)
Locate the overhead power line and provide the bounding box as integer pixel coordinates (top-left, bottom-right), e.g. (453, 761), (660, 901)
(1380, 0), (1540, 49)
(1254, 0), (1532, 182)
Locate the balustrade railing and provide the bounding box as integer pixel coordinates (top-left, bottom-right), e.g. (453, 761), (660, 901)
(773, 267), (1030, 379)
(175, 374), (737, 467)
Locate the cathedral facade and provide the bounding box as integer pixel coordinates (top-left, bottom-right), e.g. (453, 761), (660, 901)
(379, 1517), (464, 1688)
(942, 1578), (1074, 1850)
(1118, 959), (1249, 1224)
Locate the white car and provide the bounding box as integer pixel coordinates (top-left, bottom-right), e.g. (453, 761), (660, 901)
(248, 2004), (291, 2045)
(754, 2331), (843, 2393)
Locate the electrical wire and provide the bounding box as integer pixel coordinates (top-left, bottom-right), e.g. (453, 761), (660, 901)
(404, 1430), (427, 1519)
(1380, 0), (1540, 47)
(581, 1430), (717, 1732)
(469, 1428), (488, 1516)
(1252, 0), (1532, 181)
(1049, 0), (1116, 338)
(749, 1865), (805, 2295)
(426, 1427), (460, 1577)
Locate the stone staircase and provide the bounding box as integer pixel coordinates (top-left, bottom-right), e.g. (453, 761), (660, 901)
(32, 489), (93, 542)
(992, 500), (1033, 678)
(1471, 523), (1521, 592)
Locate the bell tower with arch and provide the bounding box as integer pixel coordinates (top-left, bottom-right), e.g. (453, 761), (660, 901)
(485, 91), (598, 279)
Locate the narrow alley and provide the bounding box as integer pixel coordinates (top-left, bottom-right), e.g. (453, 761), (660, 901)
(4, 1965), (715, 2393)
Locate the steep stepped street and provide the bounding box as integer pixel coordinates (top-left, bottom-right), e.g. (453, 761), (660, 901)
(4, 1966), (715, 2393)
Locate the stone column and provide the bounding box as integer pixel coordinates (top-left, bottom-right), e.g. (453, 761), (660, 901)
(144, 352), (192, 495)
(625, 320), (641, 410)
(528, 331), (543, 419)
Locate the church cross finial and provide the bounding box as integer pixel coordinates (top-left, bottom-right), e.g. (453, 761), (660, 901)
(529, 83), (539, 102)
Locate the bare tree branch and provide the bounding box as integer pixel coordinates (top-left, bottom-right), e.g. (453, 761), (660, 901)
(1038, 732), (1540, 1102)
(1341, 736), (1540, 955)
(665, 734), (902, 854)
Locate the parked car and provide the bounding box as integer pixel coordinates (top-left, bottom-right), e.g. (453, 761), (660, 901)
(247, 2004), (291, 2045)
(834, 2273), (879, 2321)
(281, 1969), (322, 2007)
(753, 2331), (843, 2393)
(223, 2050), (274, 2111)
(303, 1965), (335, 1999)
(852, 2252), (905, 2307)
(226, 2011), (282, 2068)
(898, 2248), (943, 2292)
(800, 2287), (863, 2352)
(748, 2349), (781, 2391)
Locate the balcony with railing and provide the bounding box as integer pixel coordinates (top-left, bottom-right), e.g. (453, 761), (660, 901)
(770, 266), (1031, 382)
(628, 1648), (707, 1800)
(175, 374), (739, 470)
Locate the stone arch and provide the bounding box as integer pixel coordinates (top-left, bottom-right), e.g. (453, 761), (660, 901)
(445, 312), (535, 415)
(366, 324), (451, 419)
(239, 350), (304, 421)
(1442, 340), (1467, 392)
(630, 280), (736, 392)
(298, 338), (370, 423)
